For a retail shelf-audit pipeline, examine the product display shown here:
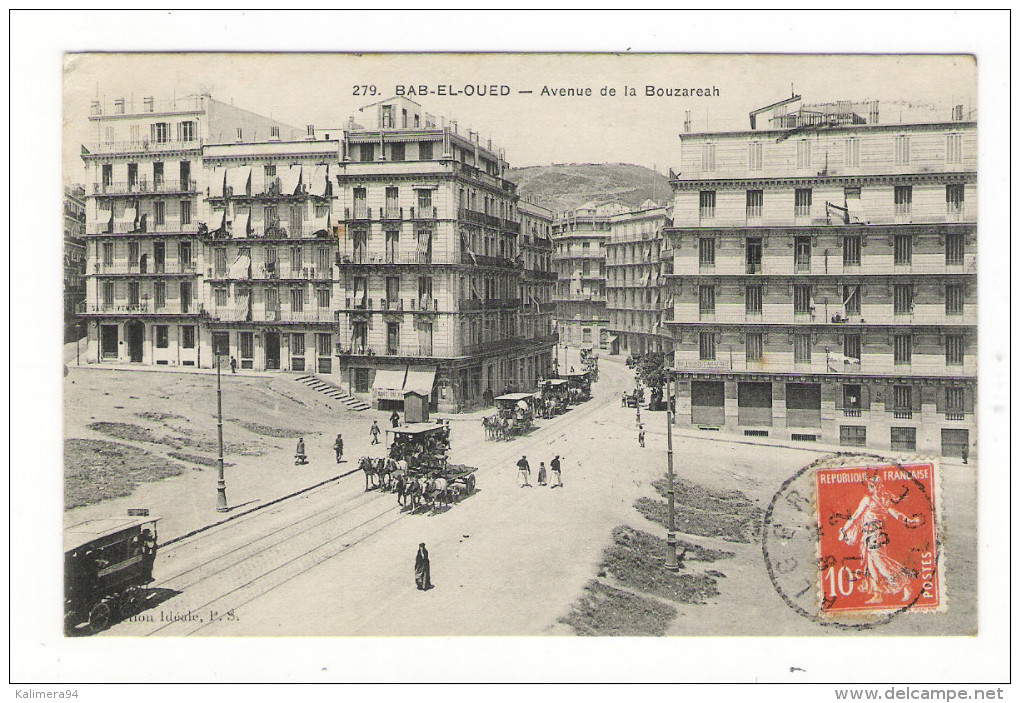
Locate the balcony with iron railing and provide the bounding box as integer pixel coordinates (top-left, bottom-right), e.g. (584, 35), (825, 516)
(93, 179), (199, 196)
(335, 343), (438, 359)
(337, 297), (441, 313)
(91, 261), (199, 276)
(335, 251), (456, 266)
(78, 300), (203, 316)
(460, 252), (519, 268)
(86, 138), (204, 155)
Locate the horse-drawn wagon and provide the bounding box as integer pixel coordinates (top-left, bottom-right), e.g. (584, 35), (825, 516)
(64, 513), (160, 635)
(561, 371), (593, 403)
(538, 379), (569, 417)
(484, 393), (536, 440)
(360, 422), (476, 512)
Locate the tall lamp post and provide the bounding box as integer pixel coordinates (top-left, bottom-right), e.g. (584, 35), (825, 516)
(215, 354), (229, 512)
(75, 322), (83, 366)
(663, 371), (681, 571)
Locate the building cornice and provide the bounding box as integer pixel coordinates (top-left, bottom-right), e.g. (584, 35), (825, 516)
(669, 171), (976, 191)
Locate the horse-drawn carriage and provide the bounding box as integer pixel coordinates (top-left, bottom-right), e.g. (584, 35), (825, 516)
(359, 423), (476, 512)
(484, 393), (536, 440)
(537, 379), (569, 418)
(580, 349), (599, 380)
(64, 513), (160, 635)
(561, 371), (593, 403)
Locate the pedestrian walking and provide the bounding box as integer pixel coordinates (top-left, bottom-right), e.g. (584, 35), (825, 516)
(390, 410), (401, 428)
(537, 462), (548, 486)
(295, 437), (307, 465)
(638, 425), (646, 448)
(962, 443), (969, 465)
(550, 455), (563, 488)
(333, 433), (344, 463)
(517, 455), (532, 487)
(229, 356), (237, 374)
(370, 420), (381, 445)
(414, 543), (432, 591)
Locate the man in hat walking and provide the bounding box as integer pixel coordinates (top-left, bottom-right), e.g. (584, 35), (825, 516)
(333, 433), (344, 464)
(517, 455), (532, 487)
(550, 455), (563, 488)
(370, 420), (381, 445)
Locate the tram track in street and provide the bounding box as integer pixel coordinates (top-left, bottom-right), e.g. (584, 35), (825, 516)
(108, 363), (628, 637)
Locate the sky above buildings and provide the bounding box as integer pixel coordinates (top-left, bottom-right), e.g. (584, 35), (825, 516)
(63, 53), (976, 184)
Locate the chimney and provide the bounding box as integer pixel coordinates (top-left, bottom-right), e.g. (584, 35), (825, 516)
(235, 127), (243, 142)
(114, 98), (125, 115)
(684, 110), (692, 133)
(307, 124), (315, 139)
(143, 96), (154, 113)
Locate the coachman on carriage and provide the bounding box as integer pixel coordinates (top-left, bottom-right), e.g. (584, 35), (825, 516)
(484, 393), (536, 441)
(358, 423), (476, 513)
(64, 513), (160, 635)
(561, 371), (593, 404)
(538, 379), (569, 418)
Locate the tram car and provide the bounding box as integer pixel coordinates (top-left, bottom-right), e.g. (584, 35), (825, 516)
(494, 392), (536, 437)
(385, 423), (476, 509)
(387, 422), (451, 473)
(538, 379), (570, 417)
(560, 371), (593, 403)
(64, 514), (160, 635)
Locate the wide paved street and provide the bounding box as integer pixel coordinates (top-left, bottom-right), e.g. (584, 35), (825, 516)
(99, 356), (976, 637)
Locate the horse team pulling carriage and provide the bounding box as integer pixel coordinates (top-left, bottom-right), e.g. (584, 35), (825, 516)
(359, 423), (477, 513)
(64, 513), (160, 635)
(484, 393), (537, 441)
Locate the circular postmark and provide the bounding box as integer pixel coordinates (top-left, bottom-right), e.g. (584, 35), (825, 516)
(762, 452), (942, 630)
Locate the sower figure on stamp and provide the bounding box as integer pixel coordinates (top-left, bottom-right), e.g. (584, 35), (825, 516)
(839, 472), (921, 604)
(415, 543), (432, 591)
(333, 433), (344, 464)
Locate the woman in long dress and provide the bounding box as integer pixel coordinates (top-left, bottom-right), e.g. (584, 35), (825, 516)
(839, 473), (920, 604)
(414, 543), (431, 591)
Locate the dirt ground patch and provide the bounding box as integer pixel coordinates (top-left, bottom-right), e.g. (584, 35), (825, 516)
(166, 451), (234, 468)
(64, 439), (188, 509)
(135, 411), (188, 423)
(601, 526), (723, 605)
(635, 476), (763, 543)
(87, 420), (268, 457)
(559, 580), (676, 636)
(226, 418), (310, 439)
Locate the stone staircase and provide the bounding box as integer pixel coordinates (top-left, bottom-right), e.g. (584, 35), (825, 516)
(294, 375), (372, 412)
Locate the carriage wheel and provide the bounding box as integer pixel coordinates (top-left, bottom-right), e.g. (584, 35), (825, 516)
(119, 587), (141, 618)
(88, 601), (112, 634)
(465, 474), (476, 494)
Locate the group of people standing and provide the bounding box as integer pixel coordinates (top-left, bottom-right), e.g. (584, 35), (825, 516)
(516, 454), (563, 488)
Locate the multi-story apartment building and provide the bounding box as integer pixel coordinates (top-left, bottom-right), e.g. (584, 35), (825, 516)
(518, 198), (557, 385)
(64, 184), (87, 340)
(200, 134), (342, 373)
(551, 202), (627, 351)
(79, 93), (308, 367)
(665, 97), (976, 458)
(605, 202), (674, 357)
(332, 97), (556, 412)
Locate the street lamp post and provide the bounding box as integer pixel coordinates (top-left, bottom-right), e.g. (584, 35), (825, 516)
(215, 355), (229, 512)
(76, 323), (83, 366)
(663, 372), (681, 571)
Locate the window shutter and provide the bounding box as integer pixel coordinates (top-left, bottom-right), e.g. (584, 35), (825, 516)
(860, 384), (871, 410)
(964, 386), (976, 414)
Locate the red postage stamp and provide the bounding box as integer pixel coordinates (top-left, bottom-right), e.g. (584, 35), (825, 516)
(815, 463), (941, 614)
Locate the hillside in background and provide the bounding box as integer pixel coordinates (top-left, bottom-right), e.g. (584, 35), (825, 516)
(508, 163), (672, 214)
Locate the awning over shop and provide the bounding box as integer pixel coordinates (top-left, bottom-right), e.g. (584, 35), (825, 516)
(280, 165), (302, 195)
(845, 191), (866, 224)
(404, 366), (437, 397)
(227, 167), (251, 197)
(209, 168), (227, 198)
(373, 367), (408, 400)
(233, 210), (250, 238)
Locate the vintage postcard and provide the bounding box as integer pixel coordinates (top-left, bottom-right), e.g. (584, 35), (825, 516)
(8, 19), (1006, 683)
(57, 52), (980, 641)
